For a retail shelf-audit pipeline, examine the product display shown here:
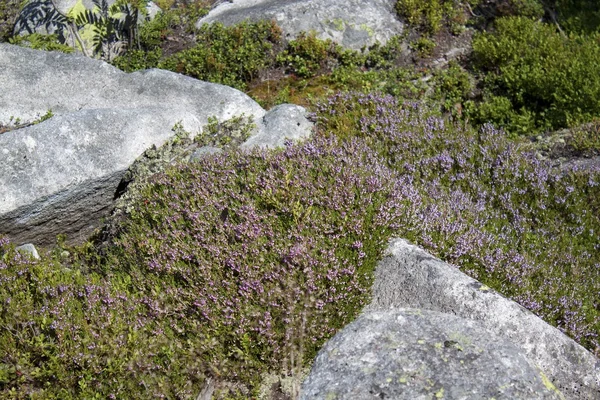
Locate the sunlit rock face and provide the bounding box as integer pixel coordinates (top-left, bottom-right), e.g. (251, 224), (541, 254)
(197, 0), (405, 51)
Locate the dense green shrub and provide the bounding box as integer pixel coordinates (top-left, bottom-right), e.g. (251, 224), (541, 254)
(158, 21), (282, 89)
(480, 0), (545, 19)
(276, 32), (338, 78)
(9, 33), (74, 53)
(111, 5), (199, 71)
(395, 0), (475, 34)
(547, 0), (600, 33)
(410, 36), (436, 57)
(472, 16), (600, 135)
(432, 61), (473, 115)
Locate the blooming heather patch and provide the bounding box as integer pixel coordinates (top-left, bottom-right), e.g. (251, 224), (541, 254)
(0, 239), (186, 398)
(316, 92), (600, 354)
(90, 135), (403, 397)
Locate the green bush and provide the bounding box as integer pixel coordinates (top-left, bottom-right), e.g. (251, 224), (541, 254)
(159, 20), (282, 89)
(410, 36), (436, 57)
(472, 16), (600, 134)
(111, 6), (192, 71)
(485, 0), (545, 19)
(548, 0), (600, 33)
(8, 33), (74, 53)
(111, 48), (162, 71)
(276, 32), (337, 78)
(432, 61), (473, 115)
(395, 0), (475, 35)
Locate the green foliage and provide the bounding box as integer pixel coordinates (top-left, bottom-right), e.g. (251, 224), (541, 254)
(395, 0), (474, 35)
(111, 47), (162, 71)
(410, 36), (436, 57)
(487, 0), (545, 19)
(432, 61), (473, 115)
(8, 33), (74, 53)
(110, 6), (186, 71)
(0, 0), (26, 42)
(472, 16), (600, 134)
(276, 32), (338, 78)
(548, 0), (600, 33)
(396, 0), (446, 34)
(0, 240), (191, 398)
(159, 20), (282, 89)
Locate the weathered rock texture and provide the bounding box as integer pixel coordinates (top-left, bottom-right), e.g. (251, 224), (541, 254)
(301, 308), (564, 399)
(0, 43), (313, 246)
(197, 0), (404, 51)
(365, 238), (600, 399)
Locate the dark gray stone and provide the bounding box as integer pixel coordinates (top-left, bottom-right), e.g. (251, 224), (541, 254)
(301, 308), (564, 399)
(365, 238), (600, 399)
(197, 0), (404, 51)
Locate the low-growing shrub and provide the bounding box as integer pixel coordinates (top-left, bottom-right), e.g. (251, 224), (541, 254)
(276, 32), (342, 78)
(8, 33), (74, 53)
(479, 0), (545, 19)
(547, 0), (600, 34)
(432, 61), (473, 116)
(0, 238), (185, 398)
(159, 20), (282, 89)
(472, 16), (600, 134)
(410, 36), (436, 57)
(395, 0), (474, 35)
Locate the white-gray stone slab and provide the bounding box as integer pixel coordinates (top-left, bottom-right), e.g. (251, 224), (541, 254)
(197, 0), (404, 51)
(365, 238), (600, 399)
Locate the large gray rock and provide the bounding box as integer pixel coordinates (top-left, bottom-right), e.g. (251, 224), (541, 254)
(0, 43), (313, 246)
(301, 308), (564, 399)
(196, 0), (404, 51)
(365, 238), (600, 399)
